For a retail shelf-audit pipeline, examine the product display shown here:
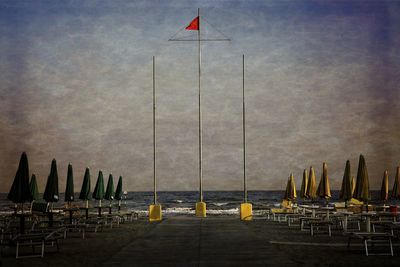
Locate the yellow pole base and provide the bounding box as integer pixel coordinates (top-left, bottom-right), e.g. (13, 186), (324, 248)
(240, 203), (252, 221)
(195, 202), (206, 217)
(149, 204), (162, 222)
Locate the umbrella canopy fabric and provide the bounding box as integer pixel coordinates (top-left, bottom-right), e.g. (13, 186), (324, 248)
(380, 170), (389, 201)
(8, 152), (32, 203)
(92, 170), (105, 200)
(283, 174), (296, 201)
(353, 154), (370, 201)
(306, 166), (317, 200)
(79, 167), (91, 200)
(29, 174), (40, 201)
(391, 166), (400, 199)
(300, 169), (308, 199)
(317, 162), (331, 199)
(104, 174), (115, 201)
(351, 176), (356, 195)
(43, 159), (59, 203)
(114, 176), (123, 201)
(65, 163), (74, 202)
(339, 160), (353, 201)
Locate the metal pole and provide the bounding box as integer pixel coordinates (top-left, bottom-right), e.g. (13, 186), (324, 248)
(243, 54), (247, 203)
(198, 8), (203, 203)
(153, 56), (157, 205)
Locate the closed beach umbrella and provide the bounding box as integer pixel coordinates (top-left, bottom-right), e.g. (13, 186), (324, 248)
(300, 169), (308, 200)
(29, 174), (40, 201)
(43, 159), (59, 227)
(43, 159), (59, 204)
(306, 166), (317, 201)
(339, 160), (352, 206)
(79, 167), (91, 201)
(353, 154), (370, 212)
(79, 167), (91, 219)
(317, 162), (331, 203)
(93, 170), (105, 216)
(65, 163), (74, 203)
(104, 174), (115, 201)
(8, 152), (31, 205)
(381, 170), (389, 202)
(391, 166), (400, 199)
(114, 176), (123, 211)
(284, 173), (296, 201)
(104, 173), (115, 214)
(353, 154), (370, 201)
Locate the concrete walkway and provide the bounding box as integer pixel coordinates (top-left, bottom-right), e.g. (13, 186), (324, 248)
(103, 216), (292, 267)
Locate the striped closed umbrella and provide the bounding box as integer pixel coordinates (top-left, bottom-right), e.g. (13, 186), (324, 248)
(79, 167), (91, 219)
(381, 170), (389, 202)
(353, 154), (370, 211)
(43, 159), (59, 204)
(283, 173), (296, 201)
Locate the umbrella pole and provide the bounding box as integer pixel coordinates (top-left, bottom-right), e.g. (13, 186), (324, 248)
(109, 200), (112, 215)
(118, 200), (121, 212)
(85, 200), (89, 220)
(98, 200), (102, 217)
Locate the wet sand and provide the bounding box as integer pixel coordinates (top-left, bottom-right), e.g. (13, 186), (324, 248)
(2, 215), (399, 266)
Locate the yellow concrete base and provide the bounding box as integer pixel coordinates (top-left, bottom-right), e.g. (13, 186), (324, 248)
(195, 202), (206, 217)
(149, 204), (162, 222)
(240, 203), (253, 220)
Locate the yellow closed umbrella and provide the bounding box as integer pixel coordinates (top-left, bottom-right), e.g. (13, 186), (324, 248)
(283, 174), (297, 201)
(317, 162), (331, 204)
(300, 169), (308, 200)
(391, 166), (400, 200)
(381, 170), (389, 202)
(306, 166), (317, 201)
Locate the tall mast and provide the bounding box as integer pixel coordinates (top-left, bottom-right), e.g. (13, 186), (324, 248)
(153, 56), (157, 205)
(243, 54), (247, 203)
(198, 8), (203, 203)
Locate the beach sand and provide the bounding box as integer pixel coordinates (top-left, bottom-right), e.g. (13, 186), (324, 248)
(2, 215), (399, 266)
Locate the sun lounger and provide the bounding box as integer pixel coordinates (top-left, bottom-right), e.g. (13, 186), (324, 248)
(346, 232), (393, 256)
(309, 220), (333, 236)
(12, 227), (65, 258)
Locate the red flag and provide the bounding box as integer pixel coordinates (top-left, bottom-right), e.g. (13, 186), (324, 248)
(185, 16), (199, 31)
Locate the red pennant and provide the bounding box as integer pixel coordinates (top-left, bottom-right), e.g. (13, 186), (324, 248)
(185, 16), (199, 31)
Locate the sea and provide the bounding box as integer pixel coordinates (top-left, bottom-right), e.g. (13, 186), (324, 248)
(0, 190), (391, 217)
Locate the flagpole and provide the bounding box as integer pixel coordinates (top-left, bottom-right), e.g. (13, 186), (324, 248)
(153, 56), (157, 205)
(198, 8), (203, 203)
(243, 54), (247, 203)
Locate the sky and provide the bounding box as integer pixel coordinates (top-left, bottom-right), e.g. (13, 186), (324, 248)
(1, 0), (400, 193)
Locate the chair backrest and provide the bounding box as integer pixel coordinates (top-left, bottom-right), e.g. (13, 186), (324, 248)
(31, 201), (49, 213)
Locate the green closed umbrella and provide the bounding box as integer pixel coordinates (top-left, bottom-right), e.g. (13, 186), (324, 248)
(8, 152), (31, 234)
(104, 173), (115, 214)
(43, 159), (59, 227)
(391, 166), (400, 200)
(317, 162), (331, 205)
(300, 169), (308, 200)
(8, 152), (32, 206)
(65, 163), (74, 203)
(29, 174), (40, 202)
(353, 154), (370, 211)
(114, 176), (123, 211)
(339, 160), (352, 207)
(306, 166), (317, 201)
(93, 170), (105, 216)
(79, 167), (91, 219)
(43, 159), (60, 204)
